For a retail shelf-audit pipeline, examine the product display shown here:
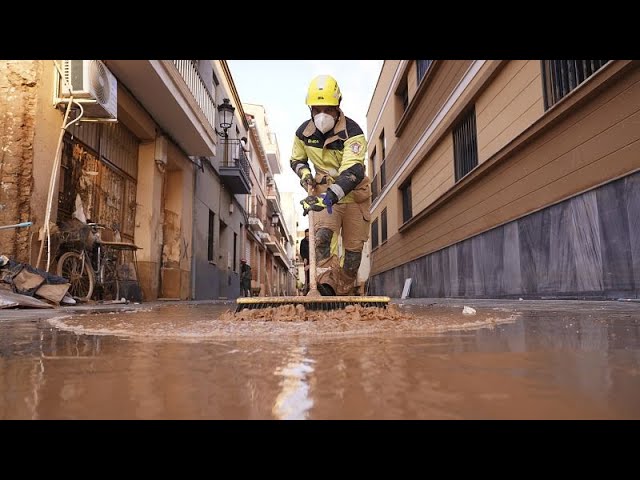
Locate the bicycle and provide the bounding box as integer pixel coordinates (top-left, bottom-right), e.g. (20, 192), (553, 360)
(56, 222), (120, 302)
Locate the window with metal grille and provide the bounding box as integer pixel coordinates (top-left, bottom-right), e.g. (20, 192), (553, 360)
(381, 208), (388, 244)
(372, 174), (379, 202)
(380, 161), (387, 190)
(370, 147), (377, 173)
(371, 218), (379, 249)
(542, 60), (609, 109)
(401, 181), (412, 224)
(208, 210), (215, 261)
(417, 60), (433, 83)
(233, 232), (238, 273)
(398, 80), (409, 111)
(58, 136), (138, 244)
(453, 107), (479, 182)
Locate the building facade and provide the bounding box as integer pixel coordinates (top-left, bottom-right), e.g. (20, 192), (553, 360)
(367, 60), (640, 299)
(243, 104), (296, 296)
(0, 60), (255, 301)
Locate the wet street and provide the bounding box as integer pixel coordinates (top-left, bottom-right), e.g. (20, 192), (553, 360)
(1, 299), (639, 419)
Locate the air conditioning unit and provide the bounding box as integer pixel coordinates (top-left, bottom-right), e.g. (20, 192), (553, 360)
(60, 60), (118, 120)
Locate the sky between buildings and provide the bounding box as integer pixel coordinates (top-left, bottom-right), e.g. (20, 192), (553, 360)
(227, 60), (384, 230)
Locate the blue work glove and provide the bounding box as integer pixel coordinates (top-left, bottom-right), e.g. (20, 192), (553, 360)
(300, 191), (336, 216)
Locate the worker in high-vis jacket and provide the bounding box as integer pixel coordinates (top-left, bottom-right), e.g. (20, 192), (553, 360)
(291, 75), (371, 296)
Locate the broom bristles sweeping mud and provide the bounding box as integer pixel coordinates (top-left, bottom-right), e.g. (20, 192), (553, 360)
(235, 185), (390, 313)
(236, 295), (391, 312)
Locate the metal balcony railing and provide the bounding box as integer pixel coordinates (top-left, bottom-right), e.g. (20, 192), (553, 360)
(172, 60), (217, 133)
(219, 138), (251, 178)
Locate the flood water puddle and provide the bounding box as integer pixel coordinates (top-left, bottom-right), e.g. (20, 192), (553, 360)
(2, 300), (640, 419)
(46, 303), (518, 341)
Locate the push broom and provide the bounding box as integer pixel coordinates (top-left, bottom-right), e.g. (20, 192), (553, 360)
(235, 185), (390, 312)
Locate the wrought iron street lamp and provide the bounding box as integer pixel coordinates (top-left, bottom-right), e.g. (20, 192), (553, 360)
(216, 98), (235, 137)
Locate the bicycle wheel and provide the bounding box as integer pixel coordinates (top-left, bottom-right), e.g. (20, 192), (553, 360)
(57, 251), (95, 301)
(99, 257), (120, 301)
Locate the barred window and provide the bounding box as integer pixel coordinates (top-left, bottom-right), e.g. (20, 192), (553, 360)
(417, 60), (433, 83)
(401, 181), (412, 224)
(381, 208), (388, 244)
(372, 174), (379, 202)
(208, 210), (215, 262)
(542, 60), (609, 109)
(371, 218), (379, 249)
(453, 107), (478, 182)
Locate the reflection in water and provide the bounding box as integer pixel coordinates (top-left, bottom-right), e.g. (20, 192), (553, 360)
(272, 346), (315, 420)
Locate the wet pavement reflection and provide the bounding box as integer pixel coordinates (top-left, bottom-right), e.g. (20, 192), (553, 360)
(1, 301), (639, 419)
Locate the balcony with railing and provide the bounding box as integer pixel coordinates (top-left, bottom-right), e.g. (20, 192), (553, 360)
(248, 197), (265, 232)
(103, 60), (218, 156)
(266, 181), (281, 213)
(219, 138), (251, 194)
(264, 223), (291, 268)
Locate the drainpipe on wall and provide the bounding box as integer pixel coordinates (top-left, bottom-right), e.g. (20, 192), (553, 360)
(191, 163), (197, 300)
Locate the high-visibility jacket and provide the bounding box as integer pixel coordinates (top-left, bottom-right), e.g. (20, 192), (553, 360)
(290, 110), (368, 204)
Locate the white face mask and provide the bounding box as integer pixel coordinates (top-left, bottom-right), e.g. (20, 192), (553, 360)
(313, 113), (335, 134)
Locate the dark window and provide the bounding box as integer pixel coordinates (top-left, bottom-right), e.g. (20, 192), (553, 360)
(453, 107), (479, 182)
(417, 60), (433, 83)
(398, 81), (409, 111)
(208, 210), (215, 261)
(380, 130), (386, 160)
(372, 174), (379, 202)
(401, 181), (412, 223)
(381, 208), (388, 244)
(370, 148), (377, 174)
(371, 218), (379, 249)
(233, 232), (238, 272)
(380, 160), (387, 190)
(542, 60), (608, 109)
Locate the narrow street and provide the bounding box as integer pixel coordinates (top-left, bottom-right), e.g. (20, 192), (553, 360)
(1, 299), (639, 419)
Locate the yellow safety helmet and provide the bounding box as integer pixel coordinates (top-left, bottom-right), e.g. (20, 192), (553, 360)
(305, 75), (342, 106)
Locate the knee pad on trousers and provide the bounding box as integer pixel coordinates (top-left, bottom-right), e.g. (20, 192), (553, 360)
(343, 250), (362, 277)
(315, 228), (333, 260)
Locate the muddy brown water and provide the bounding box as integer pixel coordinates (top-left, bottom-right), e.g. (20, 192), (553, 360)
(1, 301), (639, 419)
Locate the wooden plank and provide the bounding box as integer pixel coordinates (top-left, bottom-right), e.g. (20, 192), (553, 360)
(0, 289), (55, 309)
(35, 283), (70, 304)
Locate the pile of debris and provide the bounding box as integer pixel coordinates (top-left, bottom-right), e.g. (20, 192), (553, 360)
(0, 255), (73, 309)
(220, 303), (412, 322)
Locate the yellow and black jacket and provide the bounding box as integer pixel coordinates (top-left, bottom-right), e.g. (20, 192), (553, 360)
(290, 110), (369, 204)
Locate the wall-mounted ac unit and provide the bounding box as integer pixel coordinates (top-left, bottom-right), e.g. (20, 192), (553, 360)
(59, 60), (118, 120)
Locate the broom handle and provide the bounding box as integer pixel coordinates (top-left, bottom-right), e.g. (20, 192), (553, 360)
(307, 185), (318, 294)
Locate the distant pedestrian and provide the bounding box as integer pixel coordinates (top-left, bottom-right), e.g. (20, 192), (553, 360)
(300, 228), (310, 294)
(240, 258), (252, 297)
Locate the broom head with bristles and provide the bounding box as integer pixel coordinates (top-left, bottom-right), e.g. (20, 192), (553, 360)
(236, 295), (391, 313)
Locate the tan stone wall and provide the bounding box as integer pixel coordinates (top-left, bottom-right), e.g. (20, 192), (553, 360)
(0, 61), (39, 262)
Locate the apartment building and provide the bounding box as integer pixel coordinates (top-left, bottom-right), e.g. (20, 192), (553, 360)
(367, 60), (640, 299)
(0, 60), (249, 301)
(243, 104), (296, 296)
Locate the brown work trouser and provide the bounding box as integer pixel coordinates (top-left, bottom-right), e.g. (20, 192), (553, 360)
(312, 178), (371, 296)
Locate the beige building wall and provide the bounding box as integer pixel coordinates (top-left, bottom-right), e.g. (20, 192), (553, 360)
(368, 60), (640, 277)
(476, 59), (544, 163)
